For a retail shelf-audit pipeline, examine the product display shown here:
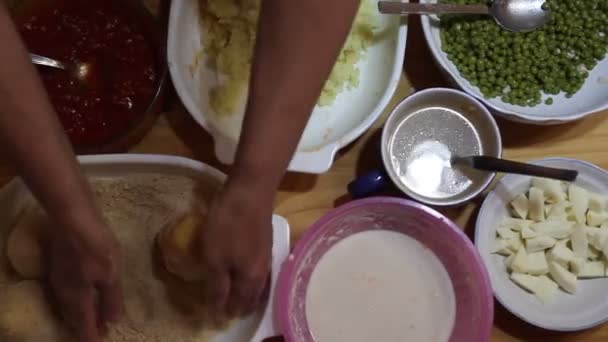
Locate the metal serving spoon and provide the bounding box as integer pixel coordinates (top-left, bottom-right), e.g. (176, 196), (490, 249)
(452, 156), (578, 182)
(30, 53), (92, 83)
(378, 0), (552, 32)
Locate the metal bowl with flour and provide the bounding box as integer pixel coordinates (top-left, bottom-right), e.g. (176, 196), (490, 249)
(349, 88), (502, 206)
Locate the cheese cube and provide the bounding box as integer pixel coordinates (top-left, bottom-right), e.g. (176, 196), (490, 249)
(507, 235), (523, 254)
(590, 228), (608, 250)
(522, 226), (538, 239)
(601, 238), (608, 260)
(570, 257), (586, 276)
(587, 211), (608, 227)
(565, 207), (578, 223)
(555, 239), (570, 247)
(570, 224), (588, 259)
(547, 201), (572, 221)
(588, 245), (601, 260)
(529, 187), (545, 221)
(533, 178), (566, 203)
(545, 204), (553, 216)
(510, 193), (529, 219)
(549, 244), (574, 267)
(505, 253), (516, 270)
(501, 217), (533, 231)
(530, 221), (574, 239)
(497, 227), (516, 240)
(511, 247), (529, 274)
(510, 273), (538, 293)
(534, 275), (559, 304)
(578, 261), (605, 278)
(493, 238), (512, 256)
(526, 236), (557, 253)
(548, 261), (577, 294)
(586, 226), (599, 241)
(589, 194), (608, 213)
(569, 184), (589, 224)
(527, 251), (549, 275)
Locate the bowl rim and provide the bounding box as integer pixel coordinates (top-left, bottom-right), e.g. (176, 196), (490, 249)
(474, 157), (608, 331)
(419, 2), (608, 125)
(167, 0), (218, 143)
(275, 196), (494, 341)
(380, 87), (503, 207)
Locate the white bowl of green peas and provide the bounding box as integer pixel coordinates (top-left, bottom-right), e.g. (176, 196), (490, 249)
(420, 0), (608, 125)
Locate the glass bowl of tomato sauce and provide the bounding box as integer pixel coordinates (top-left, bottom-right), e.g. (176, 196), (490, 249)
(9, 0), (167, 153)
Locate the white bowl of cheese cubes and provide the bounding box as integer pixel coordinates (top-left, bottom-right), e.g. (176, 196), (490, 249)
(475, 157), (608, 331)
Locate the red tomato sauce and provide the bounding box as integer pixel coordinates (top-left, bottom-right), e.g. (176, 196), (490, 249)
(17, 0), (159, 146)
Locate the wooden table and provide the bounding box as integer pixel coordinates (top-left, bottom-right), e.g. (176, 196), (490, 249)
(3, 3), (608, 341)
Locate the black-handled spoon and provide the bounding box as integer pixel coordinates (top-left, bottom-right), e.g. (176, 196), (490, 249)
(451, 156), (578, 182)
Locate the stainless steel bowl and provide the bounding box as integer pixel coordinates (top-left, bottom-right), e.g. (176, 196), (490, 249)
(381, 88), (502, 206)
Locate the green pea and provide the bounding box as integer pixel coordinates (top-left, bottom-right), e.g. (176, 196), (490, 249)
(439, 0), (608, 106)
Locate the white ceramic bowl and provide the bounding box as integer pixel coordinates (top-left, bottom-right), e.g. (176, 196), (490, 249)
(0, 154), (290, 342)
(475, 158), (608, 331)
(420, 0), (608, 125)
(168, 0), (408, 173)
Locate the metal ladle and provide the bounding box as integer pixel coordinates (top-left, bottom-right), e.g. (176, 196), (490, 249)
(378, 0), (552, 32)
(30, 53), (92, 84)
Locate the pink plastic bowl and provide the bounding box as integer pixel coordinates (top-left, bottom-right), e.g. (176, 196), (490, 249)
(274, 197), (493, 342)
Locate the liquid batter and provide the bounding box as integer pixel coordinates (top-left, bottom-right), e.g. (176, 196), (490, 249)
(305, 230), (456, 342)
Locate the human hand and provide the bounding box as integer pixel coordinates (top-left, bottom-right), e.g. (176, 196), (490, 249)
(48, 216), (124, 342)
(199, 179), (273, 319)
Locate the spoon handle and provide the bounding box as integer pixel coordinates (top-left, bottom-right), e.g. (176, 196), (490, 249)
(452, 156), (579, 182)
(378, 2), (489, 15)
(30, 53), (67, 70)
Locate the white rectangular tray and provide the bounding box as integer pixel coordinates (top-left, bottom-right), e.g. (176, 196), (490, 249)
(0, 154), (290, 342)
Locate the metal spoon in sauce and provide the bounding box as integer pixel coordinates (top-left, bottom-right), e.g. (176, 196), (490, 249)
(30, 53), (94, 85)
(378, 0), (552, 32)
(452, 156), (578, 182)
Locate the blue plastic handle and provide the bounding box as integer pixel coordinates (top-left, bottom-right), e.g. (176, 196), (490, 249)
(347, 170), (390, 198)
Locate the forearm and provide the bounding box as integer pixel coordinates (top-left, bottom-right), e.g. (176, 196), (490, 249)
(230, 0), (360, 196)
(0, 5), (100, 231)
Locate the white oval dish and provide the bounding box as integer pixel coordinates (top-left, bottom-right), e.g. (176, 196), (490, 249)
(0, 154), (290, 342)
(475, 157), (608, 331)
(167, 0), (408, 173)
(380, 87), (502, 206)
(420, 0), (608, 125)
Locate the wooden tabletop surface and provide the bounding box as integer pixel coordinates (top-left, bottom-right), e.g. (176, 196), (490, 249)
(3, 1), (608, 340)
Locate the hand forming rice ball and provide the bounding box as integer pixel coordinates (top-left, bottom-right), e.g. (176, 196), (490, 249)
(157, 211), (206, 283)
